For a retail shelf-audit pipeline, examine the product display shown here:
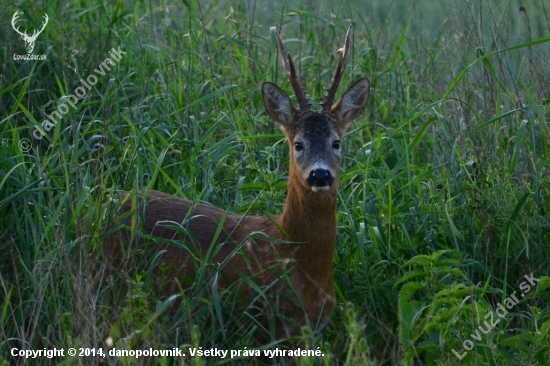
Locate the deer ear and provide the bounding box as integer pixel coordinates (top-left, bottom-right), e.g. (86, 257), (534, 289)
(262, 82), (297, 128)
(331, 78), (370, 132)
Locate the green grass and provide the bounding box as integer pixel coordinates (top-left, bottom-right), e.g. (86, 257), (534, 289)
(1, 0), (550, 365)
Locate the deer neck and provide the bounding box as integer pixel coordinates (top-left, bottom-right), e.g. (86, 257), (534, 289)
(277, 166), (338, 276)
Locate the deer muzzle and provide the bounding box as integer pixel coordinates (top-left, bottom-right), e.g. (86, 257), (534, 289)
(307, 169), (334, 191)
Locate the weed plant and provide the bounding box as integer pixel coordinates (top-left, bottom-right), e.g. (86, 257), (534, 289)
(1, 0), (549, 365)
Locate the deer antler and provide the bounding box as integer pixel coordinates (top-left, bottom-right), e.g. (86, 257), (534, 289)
(32, 13), (49, 39)
(320, 24), (353, 113)
(11, 11), (26, 37)
(11, 12), (48, 39)
(275, 31), (312, 113)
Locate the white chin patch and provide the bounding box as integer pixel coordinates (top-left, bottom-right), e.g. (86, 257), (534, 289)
(311, 185), (330, 192)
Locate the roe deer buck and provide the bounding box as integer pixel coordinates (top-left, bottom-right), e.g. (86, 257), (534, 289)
(99, 25), (369, 343)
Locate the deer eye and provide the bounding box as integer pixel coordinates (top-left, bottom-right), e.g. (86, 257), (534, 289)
(332, 140), (341, 149)
(294, 142), (304, 151)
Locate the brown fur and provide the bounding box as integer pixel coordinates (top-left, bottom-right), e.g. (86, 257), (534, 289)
(100, 182), (337, 338)
(90, 28), (370, 353)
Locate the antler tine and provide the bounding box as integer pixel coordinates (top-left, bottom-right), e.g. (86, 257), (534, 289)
(40, 14), (49, 33)
(30, 13), (49, 38)
(320, 24), (353, 113)
(275, 31), (311, 112)
(11, 11), (26, 37)
(275, 31), (291, 76)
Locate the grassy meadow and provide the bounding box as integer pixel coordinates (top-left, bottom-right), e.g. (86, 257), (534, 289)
(1, 0), (550, 364)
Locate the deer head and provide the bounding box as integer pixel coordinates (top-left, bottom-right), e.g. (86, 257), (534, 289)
(11, 11), (49, 54)
(262, 25), (370, 193)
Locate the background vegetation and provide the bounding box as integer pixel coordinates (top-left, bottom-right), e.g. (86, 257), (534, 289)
(1, 0), (549, 364)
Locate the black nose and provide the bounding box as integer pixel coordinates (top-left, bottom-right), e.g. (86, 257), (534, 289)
(312, 169), (329, 179)
(306, 169), (334, 189)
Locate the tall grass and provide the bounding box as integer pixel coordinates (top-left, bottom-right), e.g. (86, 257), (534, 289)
(1, 0), (549, 365)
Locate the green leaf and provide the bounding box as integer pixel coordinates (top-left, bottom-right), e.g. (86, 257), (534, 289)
(398, 282), (425, 348)
(509, 120), (528, 173)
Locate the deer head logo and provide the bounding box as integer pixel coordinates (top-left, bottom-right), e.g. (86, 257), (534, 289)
(11, 11), (49, 54)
